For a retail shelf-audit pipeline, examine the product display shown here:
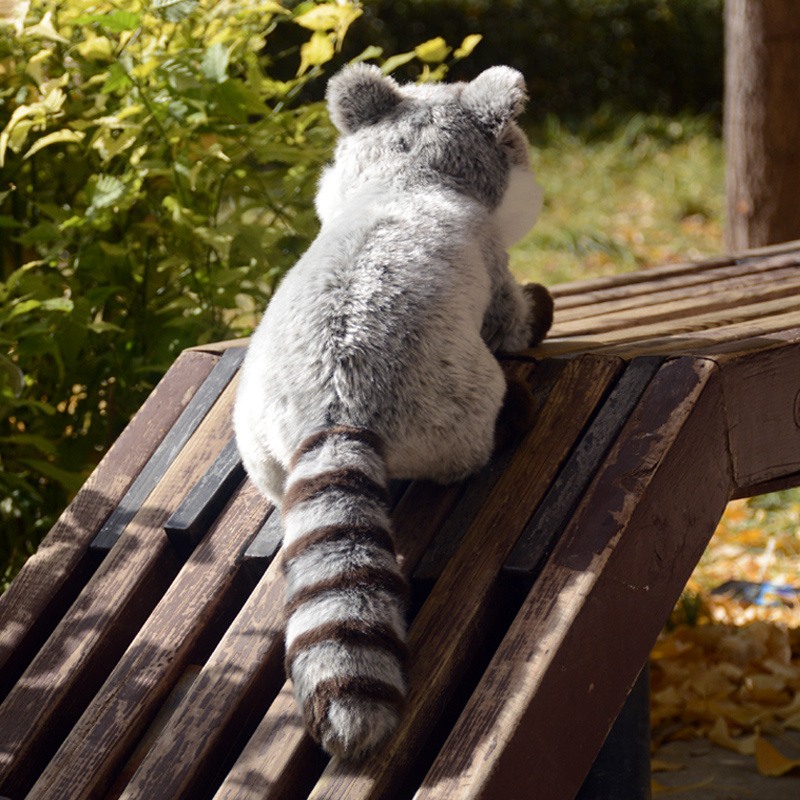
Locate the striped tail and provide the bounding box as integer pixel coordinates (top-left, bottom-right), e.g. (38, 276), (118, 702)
(281, 425), (408, 760)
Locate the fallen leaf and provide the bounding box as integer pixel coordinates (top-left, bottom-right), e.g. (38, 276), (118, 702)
(755, 736), (800, 776)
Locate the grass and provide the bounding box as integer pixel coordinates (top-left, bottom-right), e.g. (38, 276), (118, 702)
(510, 112), (725, 286)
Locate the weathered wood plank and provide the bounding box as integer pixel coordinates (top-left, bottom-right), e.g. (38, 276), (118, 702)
(551, 272), (800, 337)
(91, 346), (245, 552)
(715, 342), (800, 489)
(554, 262), (800, 322)
(25, 478), (269, 800)
(209, 362), (541, 800)
(527, 308), (800, 360)
(0, 379), (239, 799)
(0, 349), (218, 702)
(303, 355), (624, 800)
(504, 356), (663, 595)
(413, 357), (733, 800)
(118, 473), (466, 800)
(165, 436), (246, 552)
(551, 252), (799, 309)
(412, 360), (556, 590)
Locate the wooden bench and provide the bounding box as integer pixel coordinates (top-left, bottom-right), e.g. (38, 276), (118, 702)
(2, 240), (800, 800)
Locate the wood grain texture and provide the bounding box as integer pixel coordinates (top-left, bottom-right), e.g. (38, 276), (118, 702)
(0, 378), (239, 799)
(551, 272), (800, 337)
(716, 342), (800, 488)
(25, 478), (270, 800)
(504, 356), (663, 591)
(304, 355), (623, 800)
(413, 358), (733, 800)
(0, 349), (218, 702)
(553, 259), (800, 322)
(92, 346), (245, 552)
(212, 475), (467, 800)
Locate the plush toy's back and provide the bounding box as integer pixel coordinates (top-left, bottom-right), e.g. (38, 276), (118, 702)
(234, 64), (552, 761)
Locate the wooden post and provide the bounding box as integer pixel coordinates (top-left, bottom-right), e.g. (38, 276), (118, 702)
(725, 0), (800, 250)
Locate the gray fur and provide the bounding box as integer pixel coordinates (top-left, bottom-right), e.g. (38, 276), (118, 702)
(234, 64), (550, 759)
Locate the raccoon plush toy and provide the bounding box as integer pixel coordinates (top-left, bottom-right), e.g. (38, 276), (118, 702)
(233, 64), (553, 760)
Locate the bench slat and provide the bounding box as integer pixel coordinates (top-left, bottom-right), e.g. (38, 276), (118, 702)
(303, 355), (623, 800)
(26, 479), (269, 800)
(0, 378), (238, 798)
(0, 350), (218, 701)
(415, 357), (732, 800)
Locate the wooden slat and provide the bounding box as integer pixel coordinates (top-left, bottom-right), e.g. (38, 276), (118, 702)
(715, 342), (800, 489)
(0, 349), (218, 702)
(551, 272), (800, 337)
(117, 474), (466, 800)
(165, 436), (245, 552)
(551, 252), (799, 310)
(208, 361), (539, 800)
(504, 356), (663, 593)
(303, 355), (623, 800)
(414, 357), (733, 800)
(0, 379), (239, 799)
(91, 346), (245, 552)
(25, 479), (270, 800)
(528, 307), (800, 360)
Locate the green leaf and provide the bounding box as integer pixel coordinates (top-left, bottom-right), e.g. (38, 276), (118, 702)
(101, 62), (134, 94)
(74, 11), (142, 32)
(89, 174), (127, 211)
(202, 42), (230, 84)
(297, 31), (335, 76)
(152, 0), (199, 23)
(19, 459), (86, 494)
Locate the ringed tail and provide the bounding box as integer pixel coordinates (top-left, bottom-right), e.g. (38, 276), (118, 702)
(281, 425), (408, 760)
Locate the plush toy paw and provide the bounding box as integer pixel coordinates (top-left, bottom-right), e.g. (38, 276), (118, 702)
(523, 282), (554, 347)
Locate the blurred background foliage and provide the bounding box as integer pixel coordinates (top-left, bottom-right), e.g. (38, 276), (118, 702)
(1, 0), (724, 586)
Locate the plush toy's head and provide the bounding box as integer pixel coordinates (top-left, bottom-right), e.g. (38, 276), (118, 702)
(317, 65), (533, 222)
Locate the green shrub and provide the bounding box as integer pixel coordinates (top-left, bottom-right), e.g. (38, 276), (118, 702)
(0, 0), (469, 585)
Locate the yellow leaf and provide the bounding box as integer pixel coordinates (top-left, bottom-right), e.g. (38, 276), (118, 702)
(294, 3), (360, 32)
(454, 33), (482, 59)
(414, 36), (451, 64)
(76, 31), (114, 61)
(24, 9), (68, 43)
(708, 717), (757, 755)
(24, 129), (84, 159)
(755, 735), (800, 776)
(296, 30), (334, 76)
(651, 758), (685, 773)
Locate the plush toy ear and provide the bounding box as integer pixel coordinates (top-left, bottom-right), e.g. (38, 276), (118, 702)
(462, 66), (528, 137)
(326, 64), (402, 134)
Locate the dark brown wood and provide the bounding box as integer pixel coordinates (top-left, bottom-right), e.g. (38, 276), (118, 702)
(165, 436), (246, 552)
(725, 0), (800, 249)
(504, 356), (663, 595)
(0, 349), (218, 702)
(0, 379), (239, 799)
(715, 342), (800, 489)
(302, 355), (624, 800)
(415, 358), (733, 800)
(92, 346), (246, 552)
(551, 273), (800, 337)
(554, 258), (800, 321)
(117, 473), (466, 800)
(25, 478), (270, 800)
